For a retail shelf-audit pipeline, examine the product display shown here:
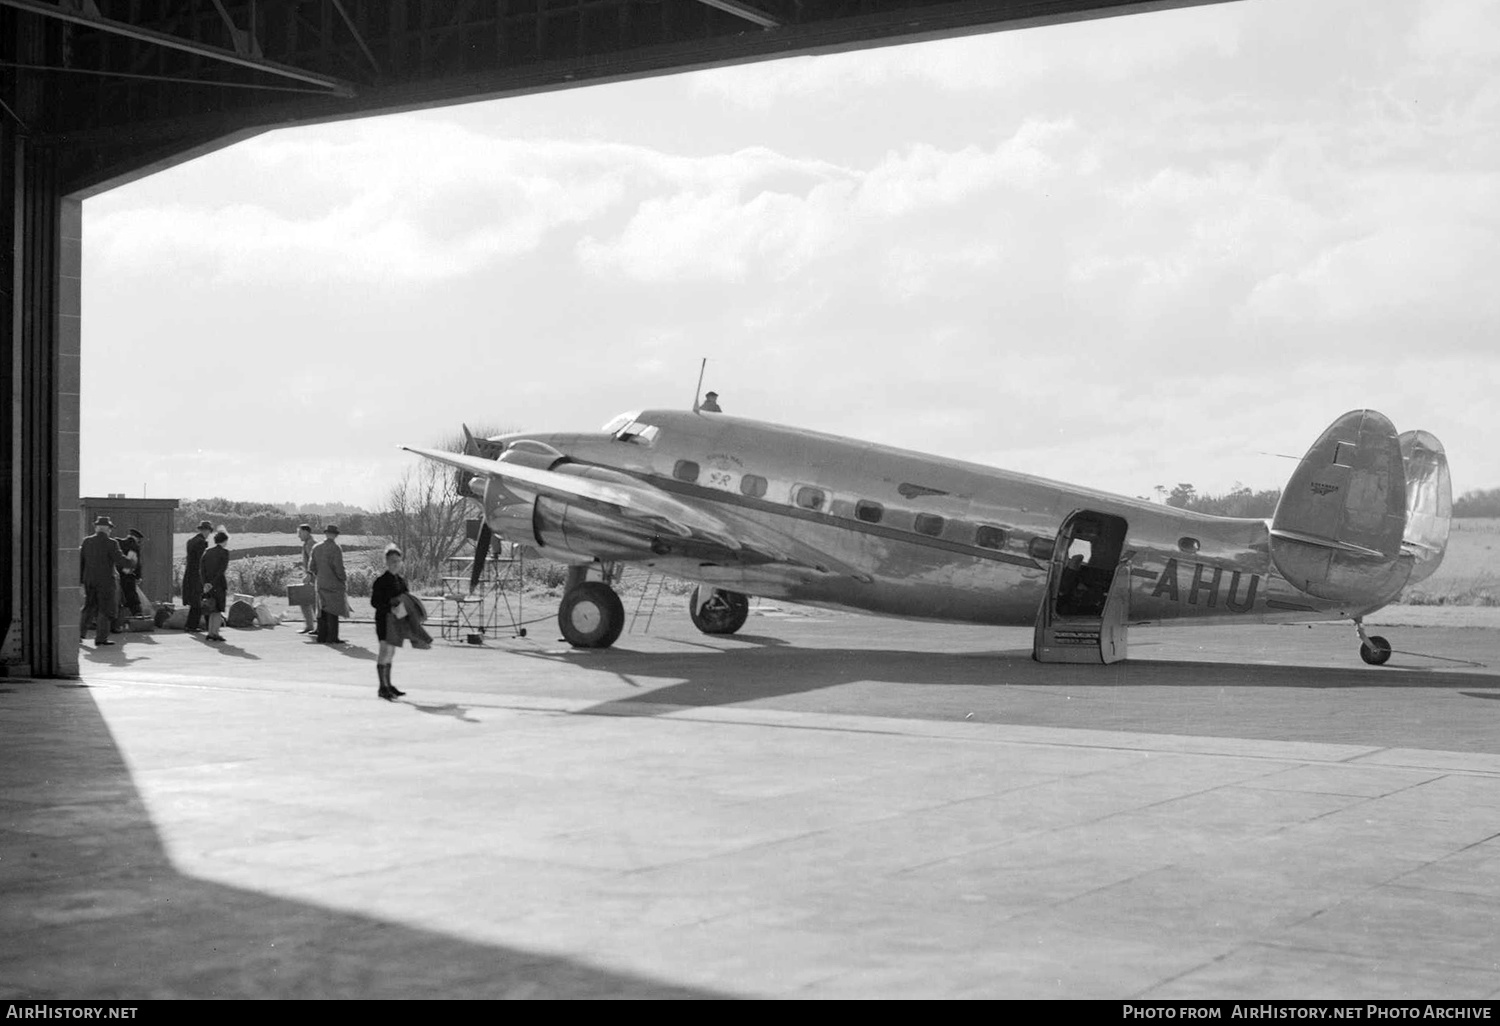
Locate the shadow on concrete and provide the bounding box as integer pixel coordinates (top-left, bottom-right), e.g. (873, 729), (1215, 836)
(79, 642), (152, 667)
(0, 684), (723, 999)
(504, 641), (1500, 754)
(405, 700), (482, 724)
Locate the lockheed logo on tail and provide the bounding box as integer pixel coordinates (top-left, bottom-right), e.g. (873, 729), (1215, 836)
(1310, 482), (1340, 496)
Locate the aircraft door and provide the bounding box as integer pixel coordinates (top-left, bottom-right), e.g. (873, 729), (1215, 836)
(1033, 510), (1131, 665)
(1096, 556), (1131, 664)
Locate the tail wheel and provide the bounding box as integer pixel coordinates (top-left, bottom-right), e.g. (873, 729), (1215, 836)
(689, 587), (750, 636)
(1360, 635), (1393, 666)
(558, 582), (624, 649)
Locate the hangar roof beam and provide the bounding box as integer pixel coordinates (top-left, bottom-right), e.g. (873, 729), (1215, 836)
(0, 0), (357, 96)
(329, 0), (382, 77)
(696, 0), (781, 30)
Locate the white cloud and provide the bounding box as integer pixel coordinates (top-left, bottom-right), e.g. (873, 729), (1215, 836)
(576, 120), (1073, 285)
(86, 123), (853, 286)
(1412, 0), (1500, 61)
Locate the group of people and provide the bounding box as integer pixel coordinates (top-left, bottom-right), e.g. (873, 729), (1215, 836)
(83, 519), (429, 700)
(78, 516), (147, 645)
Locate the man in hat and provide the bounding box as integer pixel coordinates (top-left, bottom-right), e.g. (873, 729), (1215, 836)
(700, 391), (722, 413)
(79, 516), (132, 646)
(183, 520), (213, 632)
(115, 528), (146, 628)
(309, 524), (348, 644)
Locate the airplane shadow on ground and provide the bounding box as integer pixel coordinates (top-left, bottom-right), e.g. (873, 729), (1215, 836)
(507, 641), (1500, 754)
(0, 683), (723, 1000)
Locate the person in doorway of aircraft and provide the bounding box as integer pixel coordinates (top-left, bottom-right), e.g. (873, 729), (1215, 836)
(310, 524), (349, 644)
(79, 515), (132, 646)
(700, 391), (722, 413)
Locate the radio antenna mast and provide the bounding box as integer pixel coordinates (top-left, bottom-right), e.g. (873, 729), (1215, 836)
(691, 358), (707, 411)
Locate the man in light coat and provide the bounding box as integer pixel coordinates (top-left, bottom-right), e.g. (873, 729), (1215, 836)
(79, 516), (132, 646)
(295, 524), (318, 635)
(309, 524), (348, 644)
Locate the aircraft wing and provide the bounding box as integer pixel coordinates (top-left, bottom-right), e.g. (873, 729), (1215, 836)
(404, 446), (738, 546)
(402, 446), (870, 581)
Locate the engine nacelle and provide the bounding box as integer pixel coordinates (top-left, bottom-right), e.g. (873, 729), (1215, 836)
(531, 496), (657, 562)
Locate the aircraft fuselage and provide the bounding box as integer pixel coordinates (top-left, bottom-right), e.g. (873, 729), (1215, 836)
(488, 410), (1391, 628)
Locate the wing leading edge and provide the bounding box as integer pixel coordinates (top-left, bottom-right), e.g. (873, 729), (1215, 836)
(401, 446), (872, 582)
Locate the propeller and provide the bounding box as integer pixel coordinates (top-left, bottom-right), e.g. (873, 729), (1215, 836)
(459, 423), (496, 593)
(470, 522), (493, 593)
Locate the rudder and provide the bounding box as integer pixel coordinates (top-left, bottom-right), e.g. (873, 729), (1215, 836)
(1398, 429), (1451, 586)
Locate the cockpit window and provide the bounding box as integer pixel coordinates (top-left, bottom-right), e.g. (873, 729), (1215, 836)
(611, 417), (659, 445)
(601, 412), (635, 434)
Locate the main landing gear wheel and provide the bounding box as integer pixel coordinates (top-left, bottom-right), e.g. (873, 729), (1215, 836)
(1360, 635), (1393, 666)
(558, 582), (625, 649)
(689, 587), (750, 636)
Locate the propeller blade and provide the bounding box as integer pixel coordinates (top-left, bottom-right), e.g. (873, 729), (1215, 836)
(470, 522), (493, 592)
(461, 423), (479, 456)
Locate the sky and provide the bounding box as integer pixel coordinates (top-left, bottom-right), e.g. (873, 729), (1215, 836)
(80, 0), (1500, 510)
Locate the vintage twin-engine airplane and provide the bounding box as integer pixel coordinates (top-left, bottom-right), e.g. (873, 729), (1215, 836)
(404, 404), (1451, 666)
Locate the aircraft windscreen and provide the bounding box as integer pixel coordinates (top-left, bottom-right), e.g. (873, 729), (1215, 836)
(601, 412), (637, 433)
(611, 417), (659, 445)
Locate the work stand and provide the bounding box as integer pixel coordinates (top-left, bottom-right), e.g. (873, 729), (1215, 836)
(435, 549), (526, 643)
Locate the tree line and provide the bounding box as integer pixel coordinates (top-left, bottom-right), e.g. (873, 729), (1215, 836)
(1153, 483), (1282, 518)
(1454, 488), (1500, 517)
(174, 500), (371, 535)
(1156, 484), (1498, 518)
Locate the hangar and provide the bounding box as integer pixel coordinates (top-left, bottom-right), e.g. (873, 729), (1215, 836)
(0, 0), (1232, 678)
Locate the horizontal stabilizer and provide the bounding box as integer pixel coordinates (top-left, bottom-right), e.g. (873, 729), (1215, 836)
(1267, 528), (1386, 558)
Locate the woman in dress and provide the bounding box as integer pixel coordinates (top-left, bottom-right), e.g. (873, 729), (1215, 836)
(199, 529), (231, 642)
(370, 544), (409, 700)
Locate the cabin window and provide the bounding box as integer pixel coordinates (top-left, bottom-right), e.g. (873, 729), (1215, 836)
(854, 500), (884, 524)
(794, 486), (826, 512)
(914, 513), (945, 537)
(673, 460), (700, 483)
(975, 525), (1007, 550)
(1028, 536), (1056, 561)
(740, 474), (767, 498)
(1178, 536), (1200, 553)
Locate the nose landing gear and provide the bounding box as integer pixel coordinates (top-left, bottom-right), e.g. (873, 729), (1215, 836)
(1354, 618), (1392, 666)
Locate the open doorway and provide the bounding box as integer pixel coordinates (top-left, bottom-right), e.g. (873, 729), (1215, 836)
(1053, 510), (1129, 618)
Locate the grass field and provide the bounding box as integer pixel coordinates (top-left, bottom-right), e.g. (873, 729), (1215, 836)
(171, 532), (386, 559)
(1402, 517), (1500, 605)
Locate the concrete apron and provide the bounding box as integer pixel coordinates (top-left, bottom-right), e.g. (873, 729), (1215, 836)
(3, 619), (1500, 999)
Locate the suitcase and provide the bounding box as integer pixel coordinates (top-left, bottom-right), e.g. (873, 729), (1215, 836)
(286, 583), (314, 606)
